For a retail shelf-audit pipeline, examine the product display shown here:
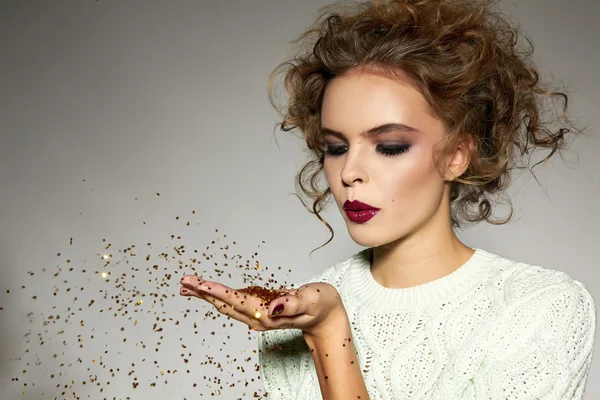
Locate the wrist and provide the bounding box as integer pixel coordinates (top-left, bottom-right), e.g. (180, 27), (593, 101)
(301, 311), (369, 400)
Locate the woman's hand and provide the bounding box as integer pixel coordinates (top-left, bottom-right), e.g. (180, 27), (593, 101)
(179, 275), (346, 339)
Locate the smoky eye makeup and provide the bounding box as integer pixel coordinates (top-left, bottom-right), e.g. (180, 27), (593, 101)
(324, 143), (347, 157)
(376, 143), (411, 156)
(323, 142), (411, 157)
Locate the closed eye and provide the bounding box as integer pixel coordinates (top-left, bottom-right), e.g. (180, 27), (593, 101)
(324, 144), (411, 157)
(377, 144), (410, 156)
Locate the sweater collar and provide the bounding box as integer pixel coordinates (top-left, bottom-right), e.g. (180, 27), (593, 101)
(346, 247), (496, 310)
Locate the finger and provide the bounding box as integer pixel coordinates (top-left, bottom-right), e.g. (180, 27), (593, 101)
(181, 280), (232, 301)
(209, 296), (269, 331)
(267, 294), (306, 318)
(197, 282), (272, 315)
(263, 287), (302, 316)
(180, 286), (209, 298)
(270, 284), (322, 317)
(183, 286), (266, 330)
(180, 274), (205, 289)
(194, 281), (231, 298)
(180, 280), (278, 331)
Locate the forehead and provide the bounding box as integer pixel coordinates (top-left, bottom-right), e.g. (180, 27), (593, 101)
(320, 71), (438, 133)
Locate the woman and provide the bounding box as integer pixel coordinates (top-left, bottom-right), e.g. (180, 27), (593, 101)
(180, 0), (596, 398)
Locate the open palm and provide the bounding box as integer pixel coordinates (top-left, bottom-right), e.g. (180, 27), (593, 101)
(179, 275), (345, 338)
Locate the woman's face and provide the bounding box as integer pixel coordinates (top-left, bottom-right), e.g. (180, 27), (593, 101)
(321, 70), (456, 248)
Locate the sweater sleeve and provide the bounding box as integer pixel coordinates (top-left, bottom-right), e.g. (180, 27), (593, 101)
(257, 328), (313, 399)
(256, 281), (324, 399)
(256, 260), (355, 399)
(474, 279), (596, 399)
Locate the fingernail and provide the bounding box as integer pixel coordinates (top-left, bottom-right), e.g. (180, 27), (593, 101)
(271, 304), (284, 317)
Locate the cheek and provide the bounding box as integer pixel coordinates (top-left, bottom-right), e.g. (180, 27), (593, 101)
(385, 152), (442, 203)
(324, 156), (346, 180)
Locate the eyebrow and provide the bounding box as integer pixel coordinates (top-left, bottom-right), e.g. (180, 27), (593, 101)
(320, 122), (420, 139)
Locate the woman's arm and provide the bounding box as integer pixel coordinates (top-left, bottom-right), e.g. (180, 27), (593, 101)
(303, 311), (371, 400)
(179, 276), (367, 398)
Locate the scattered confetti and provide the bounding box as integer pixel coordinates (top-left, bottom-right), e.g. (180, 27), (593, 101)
(0, 210), (294, 398)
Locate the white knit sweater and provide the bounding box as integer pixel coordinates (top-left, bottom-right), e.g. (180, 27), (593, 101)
(258, 248), (596, 399)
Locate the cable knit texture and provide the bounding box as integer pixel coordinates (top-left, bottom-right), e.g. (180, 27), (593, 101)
(258, 248), (596, 399)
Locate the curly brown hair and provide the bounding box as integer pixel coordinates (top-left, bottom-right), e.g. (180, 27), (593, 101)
(267, 0), (581, 253)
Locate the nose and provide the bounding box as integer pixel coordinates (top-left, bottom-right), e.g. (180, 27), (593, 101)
(340, 148), (367, 187)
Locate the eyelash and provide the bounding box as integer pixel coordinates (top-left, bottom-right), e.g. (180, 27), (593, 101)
(324, 144), (410, 157)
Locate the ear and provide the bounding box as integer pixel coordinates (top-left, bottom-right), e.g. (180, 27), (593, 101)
(444, 135), (474, 181)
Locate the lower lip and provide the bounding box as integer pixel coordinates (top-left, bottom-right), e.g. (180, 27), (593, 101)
(345, 209), (380, 223)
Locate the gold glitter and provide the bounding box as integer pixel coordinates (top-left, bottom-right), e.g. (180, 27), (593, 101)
(1, 215), (288, 399)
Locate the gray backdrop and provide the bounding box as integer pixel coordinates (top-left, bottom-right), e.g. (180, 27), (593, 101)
(0, 0), (598, 398)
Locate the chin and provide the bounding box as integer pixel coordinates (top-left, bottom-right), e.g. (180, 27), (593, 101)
(346, 224), (390, 248)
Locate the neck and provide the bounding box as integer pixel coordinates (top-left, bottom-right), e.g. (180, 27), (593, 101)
(370, 207), (474, 289)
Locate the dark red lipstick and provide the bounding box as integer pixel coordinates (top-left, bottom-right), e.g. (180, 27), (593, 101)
(343, 200), (380, 223)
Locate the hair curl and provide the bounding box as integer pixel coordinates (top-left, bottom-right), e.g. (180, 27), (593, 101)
(267, 0), (581, 254)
